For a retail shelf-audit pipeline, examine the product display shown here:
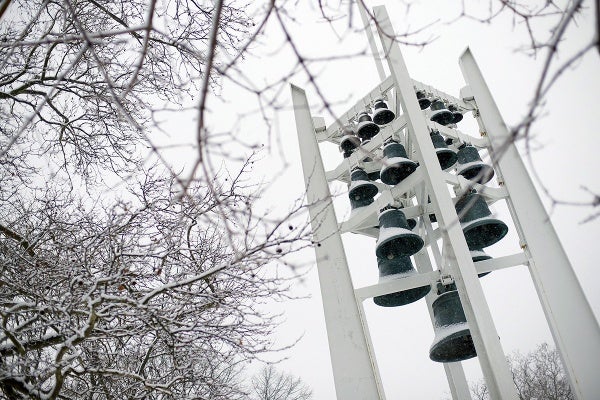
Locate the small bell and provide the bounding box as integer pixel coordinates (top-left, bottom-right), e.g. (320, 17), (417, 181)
(455, 192), (508, 250)
(415, 90), (431, 110)
(447, 104), (463, 124)
(429, 283), (477, 363)
(372, 98), (395, 125)
(373, 256), (430, 307)
(348, 168), (378, 208)
(379, 141), (418, 185)
(339, 126), (361, 154)
(430, 130), (457, 170)
(375, 207), (424, 259)
(456, 145), (494, 184)
(356, 112), (380, 140)
(430, 99), (454, 126)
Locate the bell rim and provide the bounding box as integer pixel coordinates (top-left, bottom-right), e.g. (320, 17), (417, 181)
(349, 180), (379, 200)
(373, 285), (431, 307)
(418, 98), (431, 110)
(375, 228), (424, 258)
(356, 120), (380, 139)
(430, 109), (454, 125)
(429, 327), (477, 363)
(436, 148), (458, 170)
(456, 162), (495, 184)
(372, 109), (395, 125)
(339, 134), (361, 152)
(380, 158), (418, 185)
(462, 217), (509, 249)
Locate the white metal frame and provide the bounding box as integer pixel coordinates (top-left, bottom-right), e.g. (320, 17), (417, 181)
(291, 4), (599, 400)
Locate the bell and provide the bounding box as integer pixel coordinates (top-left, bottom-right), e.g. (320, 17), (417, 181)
(456, 145), (494, 184)
(416, 90), (431, 110)
(471, 249), (492, 277)
(372, 98), (395, 125)
(348, 168), (378, 205)
(375, 207), (424, 259)
(430, 99), (454, 126)
(448, 104), (463, 124)
(356, 111), (380, 140)
(379, 141), (418, 185)
(339, 126), (361, 154)
(430, 131), (457, 170)
(455, 192), (508, 250)
(373, 256), (430, 307)
(429, 284), (477, 363)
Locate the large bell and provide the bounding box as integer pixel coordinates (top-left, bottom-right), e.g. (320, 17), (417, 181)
(339, 126), (361, 155)
(373, 256), (430, 307)
(455, 192), (508, 250)
(379, 141), (418, 185)
(471, 249), (492, 277)
(447, 104), (463, 124)
(430, 130), (457, 170)
(375, 208), (424, 259)
(372, 98), (395, 125)
(429, 284), (477, 363)
(348, 168), (378, 205)
(456, 145), (494, 184)
(416, 90), (431, 110)
(430, 99), (454, 126)
(356, 112), (380, 140)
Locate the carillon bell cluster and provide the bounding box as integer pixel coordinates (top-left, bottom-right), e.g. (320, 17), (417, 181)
(339, 90), (510, 364)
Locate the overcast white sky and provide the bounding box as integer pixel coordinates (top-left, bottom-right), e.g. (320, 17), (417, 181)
(198, 1), (600, 399)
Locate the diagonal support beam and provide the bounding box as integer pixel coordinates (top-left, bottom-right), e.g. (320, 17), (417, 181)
(373, 6), (518, 399)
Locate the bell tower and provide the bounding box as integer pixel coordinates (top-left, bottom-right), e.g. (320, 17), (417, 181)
(291, 4), (600, 400)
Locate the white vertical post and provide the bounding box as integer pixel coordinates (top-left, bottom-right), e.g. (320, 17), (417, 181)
(291, 84), (385, 400)
(357, 1), (386, 81)
(459, 48), (600, 400)
(373, 6), (518, 400)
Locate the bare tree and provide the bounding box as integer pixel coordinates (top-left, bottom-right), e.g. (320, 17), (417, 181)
(249, 365), (312, 400)
(0, 1), (309, 398)
(470, 343), (574, 400)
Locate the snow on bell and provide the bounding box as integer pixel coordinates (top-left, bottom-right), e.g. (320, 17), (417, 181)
(429, 284), (477, 363)
(375, 207), (424, 259)
(471, 249), (492, 277)
(379, 141), (418, 185)
(339, 125), (361, 157)
(356, 111), (380, 140)
(455, 192), (508, 250)
(456, 144), (494, 184)
(430, 98), (454, 126)
(430, 130), (457, 170)
(448, 104), (463, 124)
(372, 98), (395, 125)
(373, 256), (430, 307)
(348, 168), (378, 210)
(415, 90), (431, 110)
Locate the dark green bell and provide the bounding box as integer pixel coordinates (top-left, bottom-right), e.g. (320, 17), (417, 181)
(348, 168), (378, 206)
(350, 196), (374, 211)
(456, 145), (494, 184)
(416, 90), (431, 110)
(356, 111), (380, 140)
(447, 104), (463, 124)
(471, 249), (492, 277)
(373, 256), (430, 307)
(339, 126), (361, 154)
(430, 99), (454, 126)
(430, 131), (457, 170)
(455, 192), (508, 250)
(375, 208), (424, 259)
(429, 286), (477, 363)
(372, 98), (395, 125)
(379, 141), (418, 185)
